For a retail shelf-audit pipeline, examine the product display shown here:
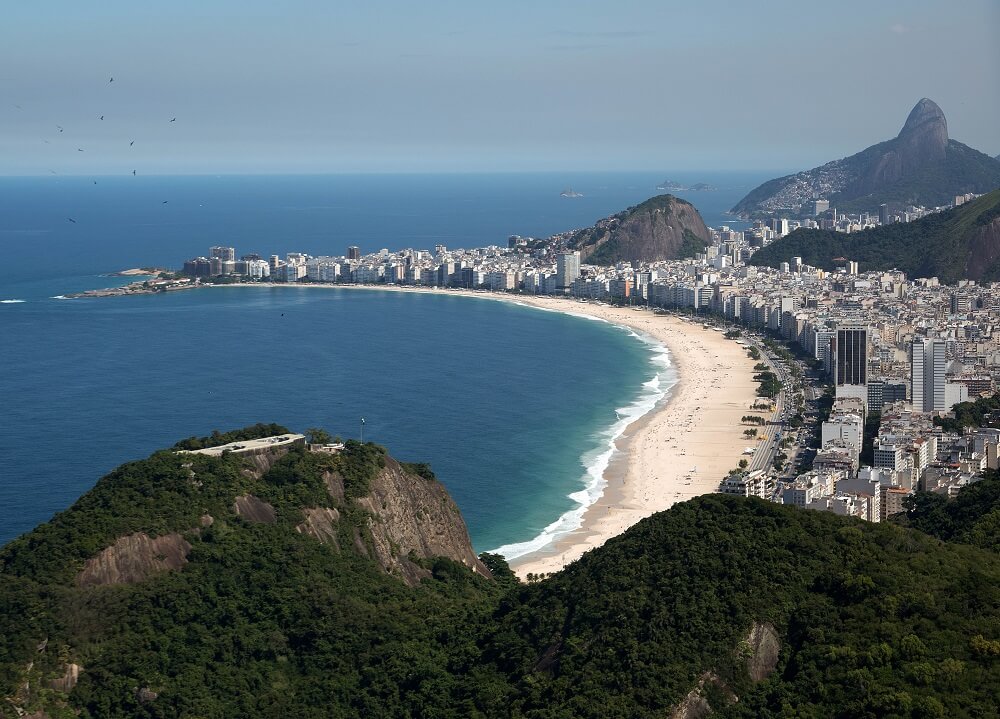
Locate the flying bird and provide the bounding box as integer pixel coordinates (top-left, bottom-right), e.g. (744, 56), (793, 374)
(109, 77), (113, 83)
(77, 148), (84, 152)
(132, 169), (136, 176)
(99, 115), (104, 120)
(162, 200), (168, 204)
(67, 217), (76, 223)
(169, 117), (176, 122)
(129, 140), (134, 146)
(57, 125), (63, 132)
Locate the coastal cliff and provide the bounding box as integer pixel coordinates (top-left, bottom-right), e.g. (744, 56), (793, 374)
(567, 194), (712, 264)
(733, 98), (1000, 215)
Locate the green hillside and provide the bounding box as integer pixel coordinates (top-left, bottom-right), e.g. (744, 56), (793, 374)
(830, 140), (1000, 214)
(3, 428), (1000, 717)
(566, 194), (711, 265)
(750, 189), (1000, 283)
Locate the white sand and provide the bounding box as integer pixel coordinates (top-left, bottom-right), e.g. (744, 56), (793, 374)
(208, 284), (764, 576)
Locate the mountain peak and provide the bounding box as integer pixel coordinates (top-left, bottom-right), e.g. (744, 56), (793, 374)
(730, 97), (1000, 215)
(899, 97), (948, 140)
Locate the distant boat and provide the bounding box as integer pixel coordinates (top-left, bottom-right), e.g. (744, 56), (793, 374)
(560, 188), (583, 198)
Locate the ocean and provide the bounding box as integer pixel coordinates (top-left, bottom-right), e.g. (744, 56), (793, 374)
(0, 171), (771, 552)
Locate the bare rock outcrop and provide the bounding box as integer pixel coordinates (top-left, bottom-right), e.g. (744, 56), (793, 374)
(569, 195), (711, 265)
(296, 507), (341, 549)
(233, 494), (277, 524)
(668, 672), (736, 719)
(354, 457), (490, 585)
(667, 622), (781, 718)
(47, 663), (82, 693)
(744, 621), (780, 682)
(77, 532), (191, 587)
(964, 214), (1000, 281)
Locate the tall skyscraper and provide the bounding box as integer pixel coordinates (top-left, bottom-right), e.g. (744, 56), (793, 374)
(556, 251), (581, 290)
(347, 246), (361, 261)
(834, 324), (869, 410)
(879, 203), (890, 225)
(911, 337), (947, 412)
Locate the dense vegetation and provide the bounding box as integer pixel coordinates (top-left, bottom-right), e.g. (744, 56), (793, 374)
(830, 140), (1000, 214)
(933, 390), (1000, 433)
(3, 428), (1000, 717)
(750, 189), (1000, 283)
(899, 469), (1000, 553)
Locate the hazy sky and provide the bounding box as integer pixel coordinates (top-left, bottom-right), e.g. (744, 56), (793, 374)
(3, 0), (998, 175)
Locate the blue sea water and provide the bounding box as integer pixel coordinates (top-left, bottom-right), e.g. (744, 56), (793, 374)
(0, 172), (770, 552)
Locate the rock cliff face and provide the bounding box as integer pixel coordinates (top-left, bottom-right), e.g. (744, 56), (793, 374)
(667, 622), (780, 719)
(733, 99), (1000, 215)
(964, 212), (1000, 281)
(77, 532), (191, 587)
(355, 457), (491, 584)
(568, 194), (712, 265)
(72, 440), (488, 589)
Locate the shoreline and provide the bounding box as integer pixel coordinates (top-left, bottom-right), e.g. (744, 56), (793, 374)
(205, 283), (763, 576)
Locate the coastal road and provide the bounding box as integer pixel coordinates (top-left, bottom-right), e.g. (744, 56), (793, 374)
(746, 340), (786, 474)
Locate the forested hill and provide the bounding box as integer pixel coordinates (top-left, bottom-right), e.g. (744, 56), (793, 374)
(2, 427), (1000, 717)
(565, 194), (712, 265)
(749, 188), (1000, 283)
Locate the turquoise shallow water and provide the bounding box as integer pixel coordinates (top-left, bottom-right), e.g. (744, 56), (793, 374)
(0, 173), (762, 550)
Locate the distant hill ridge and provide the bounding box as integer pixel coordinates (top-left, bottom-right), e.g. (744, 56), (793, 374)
(566, 194), (712, 265)
(749, 188), (1000, 283)
(733, 99), (1000, 216)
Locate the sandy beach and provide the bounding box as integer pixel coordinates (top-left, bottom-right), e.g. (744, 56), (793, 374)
(209, 284), (764, 577)
(505, 298), (762, 577)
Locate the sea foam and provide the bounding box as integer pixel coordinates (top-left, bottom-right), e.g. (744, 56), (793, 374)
(0, 299), (26, 304)
(490, 327), (677, 561)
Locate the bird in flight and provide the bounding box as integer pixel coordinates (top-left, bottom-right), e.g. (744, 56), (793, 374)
(169, 117), (176, 122)
(129, 140), (135, 146)
(67, 217), (77, 223)
(109, 77), (114, 83)
(132, 170), (136, 176)
(162, 200), (168, 204)
(99, 115), (104, 120)
(77, 148), (84, 152)
(57, 125), (63, 132)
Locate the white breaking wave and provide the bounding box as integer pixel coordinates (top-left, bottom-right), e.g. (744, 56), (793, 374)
(0, 299), (26, 304)
(489, 328), (677, 561)
(50, 295), (72, 300)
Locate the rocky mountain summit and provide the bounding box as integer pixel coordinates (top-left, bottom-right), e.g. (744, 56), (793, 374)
(733, 99), (1000, 216)
(567, 194), (712, 265)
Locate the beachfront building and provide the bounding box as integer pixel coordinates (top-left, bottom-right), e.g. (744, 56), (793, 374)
(556, 251), (581, 291)
(720, 470), (773, 499)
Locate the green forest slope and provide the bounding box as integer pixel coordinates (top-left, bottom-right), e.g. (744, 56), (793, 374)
(750, 189), (1000, 283)
(2, 428), (1000, 718)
